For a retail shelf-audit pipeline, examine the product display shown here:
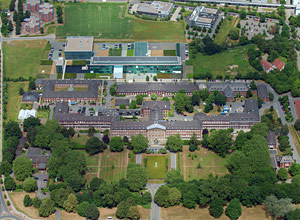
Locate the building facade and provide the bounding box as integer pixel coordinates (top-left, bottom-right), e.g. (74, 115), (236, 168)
(26, 0), (40, 12)
(188, 6), (219, 28)
(24, 16), (40, 33)
(39, 3), (54, 22)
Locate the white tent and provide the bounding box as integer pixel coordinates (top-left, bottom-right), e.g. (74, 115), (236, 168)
(18, 109), (37, 120)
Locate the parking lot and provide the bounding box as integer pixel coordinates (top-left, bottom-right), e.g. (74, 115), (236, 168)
(240, 16), (279, 40)
(69, 103), (116, 117)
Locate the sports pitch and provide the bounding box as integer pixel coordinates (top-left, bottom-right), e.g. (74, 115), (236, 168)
(147, 156), (166, 179)
(56, 3), (135, 39)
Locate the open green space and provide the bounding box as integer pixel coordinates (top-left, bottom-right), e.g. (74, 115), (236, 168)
(72, 134), (89, 149)
(0, 0), (11, 9)
(3, 40), (48, 79)
(183, 147), (228, 180)
(133, 19), (186, 42)
(76, 150), (99, 166)
(127, 49), (134, 56)
(186, 44), (255, 78)
(163, 50), (176, 56)
(214, 17), (238, 45)
(7, 82), (28, 121)
(146, 156), (166, 179)
(100, 149), (128, 183)
(56, 3), (134, 38)
(37, 110), (49, 119)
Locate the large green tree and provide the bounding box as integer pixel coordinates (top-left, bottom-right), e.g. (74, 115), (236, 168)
(77, 201), (89, 217)
(63, 194), (78, 213)
(86, 137), (106, 155)
(86, 203), (100, 220)
(225, 198), (242, 220)
(39, 198), (55, 217)
(154, 186), (181, 208)
(207, 129), (233, 157)
(131, 134), (148, 154)
(209, 198), (224, 218)
(23, 116), (41, 132)
(277, 168), (288, 181)
(265, 195), (295, 218)
(4, 176), (16, 191)
(23, 177), (37, 192)
(13, 156), (33, 181)
(23, 195), (32, 207)
(166, 134), (183, 152)
(126, 163), (147, 192)
(109, 136), (124, 152)
(4, 121), (22, 139)
(128, 206), (140, 220)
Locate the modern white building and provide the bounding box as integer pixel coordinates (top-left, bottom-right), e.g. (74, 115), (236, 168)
(187, 6), (219, 28)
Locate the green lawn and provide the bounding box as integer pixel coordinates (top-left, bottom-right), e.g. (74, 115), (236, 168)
(0, 0), (11, 9)
(100, 167), (126, 183)
(163, 50), (176, 56)
(3, 40), (48, 79)
(127, 49), (134, 56)
(146, 156), (166, 179)
(7, 82), (28, 121)
(214, 17), (238, 45)
(72, 134), (89, 149)
(56, 3), (134, 38)
(186, 44), (255, 78)
(133, 19), (186, 42)
(37, 110), (49, 119)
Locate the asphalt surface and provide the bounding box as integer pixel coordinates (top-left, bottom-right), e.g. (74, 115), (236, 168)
(0, 183), (21, 220)
(170, 152), (176, 169)
(146, 183), (165, 220)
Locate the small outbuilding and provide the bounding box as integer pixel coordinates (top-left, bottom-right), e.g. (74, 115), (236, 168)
(22, 92), (39, 103)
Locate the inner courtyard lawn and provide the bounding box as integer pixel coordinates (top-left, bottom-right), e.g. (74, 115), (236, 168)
(3, 40), (48, 79)
(56, 3), (134, 39)
(186, 44), (255, 78)
(146, 155), (166, 179)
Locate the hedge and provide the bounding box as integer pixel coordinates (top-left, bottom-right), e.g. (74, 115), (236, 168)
(40, 60), (53, 65)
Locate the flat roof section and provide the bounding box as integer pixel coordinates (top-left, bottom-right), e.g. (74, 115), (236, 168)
(134, 42), (148, 56)
(196, 17), (213, 24)
(91, 56), (181, 65)
(65, 36), (94, 52)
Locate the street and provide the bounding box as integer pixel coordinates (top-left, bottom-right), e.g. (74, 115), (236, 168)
(146, 183), (165, 220)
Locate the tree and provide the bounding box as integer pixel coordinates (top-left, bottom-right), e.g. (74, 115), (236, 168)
(257, 97), (263, 109)
(13, 156), (33, 181)
(289, 163), (300, 176)
(131, 134), (148, 154)
(191, 90), (200, 106)
(63, 194), (78, 213)
(78, 201), (89, 217)
(229, 28), (240, 40)
(86, 137), (106, 155)
(32, 197), (42, 208)
(116, 198), (135, 219)
(110, 136), (124, 152)
(265, 195), (295, 218)
(4, 176), (16, 191)
(88, 126), (96, 137)
(102, 135), (110, 144)
(0, 161), (12, 175)
(174, 92), (191, 113)
(127, 163), (147, 191)
(278, 168), (288, 181)
(166, 169), (184, 184)
(286, 209), (300, 220)
(129, 100), (137, 109)
(4, 121), (22, 139)
(29, 80), (36, 90)
(225, 198), (242, 220)
(154, 186), (181, 208)
(207, 129), (233, 157)
(86, 203), (100, 220)
(146, 75), (149, 82)
(269, 92), (274, 101)
(166, 134), (183, 152)
(23, 177), (37, 192)
(19, 87), (24, 95)
(109, 83), (116, 96)
(151, 93), (157, 101)
(295, 119), (300, 131)
(120, 104), (126, 109)
(136, 95), (144, 105)
(23, 117), (41, 132)
(39, 198), (55, 217)
(128, 206), (140, 220)
(23, 195), (33, 207)
(209, 198), (224, 218)
(141, 192), (152, 205)
(89, 177), (105, 191)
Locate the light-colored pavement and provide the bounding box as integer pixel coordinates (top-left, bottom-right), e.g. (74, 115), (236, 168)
(171, 7), (181, 21)
(146, 183), (164, 220)
(170, 152), (176, 169)
(136, 154), (142, 164)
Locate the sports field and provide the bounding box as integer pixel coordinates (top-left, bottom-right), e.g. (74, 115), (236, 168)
(3, 40), (48, 79)
(56, 3), (134, 39)
(147, 156), (166, 179)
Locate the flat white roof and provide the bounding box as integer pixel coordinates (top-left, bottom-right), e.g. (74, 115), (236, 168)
(65, 36), (94, 52)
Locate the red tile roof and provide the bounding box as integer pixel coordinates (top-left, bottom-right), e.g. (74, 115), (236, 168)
(260, 59), (273, 72)
(272, 58), (285, 71)
(295, 100), (300, 119)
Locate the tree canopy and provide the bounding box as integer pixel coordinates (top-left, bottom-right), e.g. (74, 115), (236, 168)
(13, 156), (33, 181)
(126, 163), (147, 192)
(131, 134), (148, 154)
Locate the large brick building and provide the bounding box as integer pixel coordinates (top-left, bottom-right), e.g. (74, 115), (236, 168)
(39, 3), (54, 22)
(141, 101), (170, 120)
(36, 79), (102, 103)
(26, 0), (40, 12)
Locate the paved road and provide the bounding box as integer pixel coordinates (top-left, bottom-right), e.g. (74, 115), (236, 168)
(257, 82), (300, 163)
(146, 184), (164, 220)
(55, 209), (61, 220)
(0, 181), (21, 220)
(136, 154), (142, 164)
(170, 152), (176, 169)
(171, 6), (181, 21)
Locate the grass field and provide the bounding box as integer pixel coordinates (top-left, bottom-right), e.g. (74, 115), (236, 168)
(181, 147), (228, 180)
(133, 19), (186, 42)
(3, 40), (48, 79)
(73, 134), (89, 149)
(56, 3), (134, 38)
(161, 205), (271, 220)
(127, 49), (134, 56)
(7, 82), (28, 121)
(146, 155), (166, 179)
(37, 109), (49, 119)
(214, 17), (238, 45)
(0, 0), (11, 9)
(186, 44), (255, 78)
(100, 149), (128, 182)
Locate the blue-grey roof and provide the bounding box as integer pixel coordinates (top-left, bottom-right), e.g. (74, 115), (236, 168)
(22, 92), (39, 102)
(91, 56), (181, 65)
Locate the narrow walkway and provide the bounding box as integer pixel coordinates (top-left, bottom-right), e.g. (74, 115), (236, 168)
(97, 153), (102, 178)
